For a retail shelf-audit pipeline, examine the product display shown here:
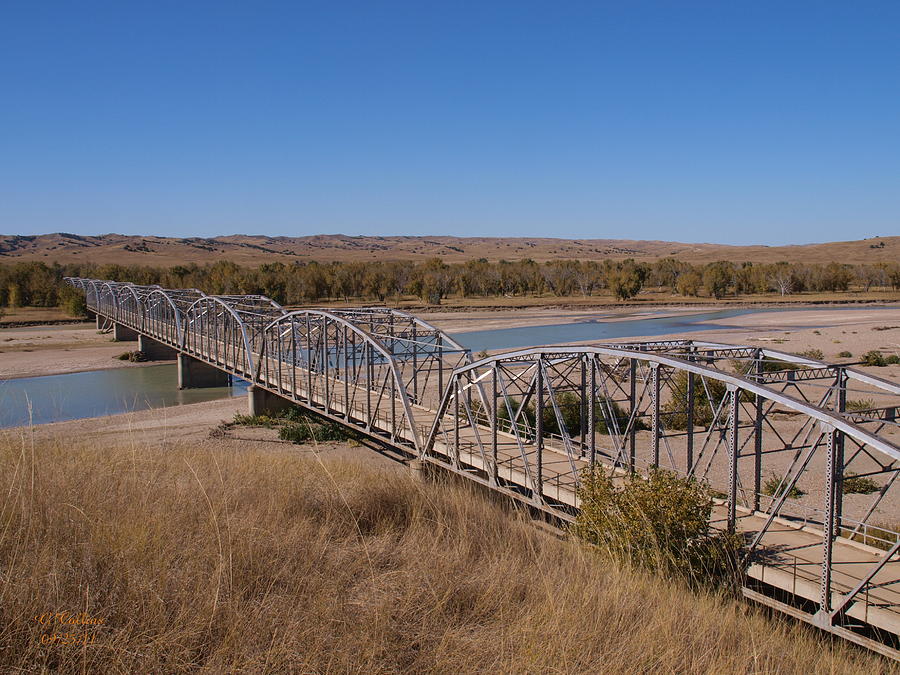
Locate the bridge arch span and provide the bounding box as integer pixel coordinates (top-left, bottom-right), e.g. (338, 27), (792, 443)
(183, 296), (256, 377)
(256, 309), (424, 451)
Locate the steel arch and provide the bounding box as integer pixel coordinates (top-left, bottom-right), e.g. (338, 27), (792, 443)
(256, 310), (424, 451)
(183, 296), (256, 377)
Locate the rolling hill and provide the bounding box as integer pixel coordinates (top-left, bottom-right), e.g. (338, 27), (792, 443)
(0, 232), (897, 266)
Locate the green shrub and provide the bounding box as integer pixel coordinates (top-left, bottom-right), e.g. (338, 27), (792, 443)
(798, 348), (824, 360)
(837, 350), (852, 358)
(842, 473), (880, 495)
(573, 467), (741, 586)
(115, 351), (147, 362)
(661, 371), (731, 430)
(886, 354), (900, 365)
(497, 392), (639, 437)
(861, 350), (886, 367)
(232, 413), (285, 429)
(845, 398), (874, 412)
(761, 474), (805, 499)
(279, 419), (359, 444)
(758, 357), (793, 372)
(232, 406), (307, 428)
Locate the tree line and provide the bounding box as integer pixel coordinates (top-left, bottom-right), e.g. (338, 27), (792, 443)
(1, 258), (899, 311)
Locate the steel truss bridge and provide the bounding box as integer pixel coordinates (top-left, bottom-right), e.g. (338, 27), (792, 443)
(67, 277), (900, 659)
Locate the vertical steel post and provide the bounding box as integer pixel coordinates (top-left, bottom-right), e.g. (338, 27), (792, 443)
(628, 359), (637, 472)
(437, 336), (444, 404)
(821, 424), (837, 615)
(365, 343), (372, 429)
(835, 368), (847, 535)
(651, 364), (661, 468)
(491, 366), (498, 485)
(343, 325), (350, 418)
(454, 377), (460, 470)
(535, 358), (544, 503)
(588, 357), (596, 469)
(306, 315), (313, 403)
(411, 324), (418, 404)
(580, 358), (587, 454)
(753, 351), (764, 511)
(322, 317), (329, 409)
(728, 385), (739, 532)
(686, 370), (695, 474)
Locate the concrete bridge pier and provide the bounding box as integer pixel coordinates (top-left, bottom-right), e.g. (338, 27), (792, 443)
(113, 322), (139, 341)
(138, 335), (178, 361)
(247, 385), (294, 417)
(178, 354), (230, 389)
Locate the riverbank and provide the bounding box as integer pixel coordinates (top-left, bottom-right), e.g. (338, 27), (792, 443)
(0, 323), (155, 379)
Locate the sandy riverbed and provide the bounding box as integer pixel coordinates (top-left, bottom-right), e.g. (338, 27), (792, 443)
(0, 323), (155, 379)
(0, 396), (398, 470)
(422, 305), (900, 380)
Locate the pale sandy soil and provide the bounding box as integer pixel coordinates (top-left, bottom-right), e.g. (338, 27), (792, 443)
(418, 307), (692, 332)
(0, 323), (161, 379)
(1, 396), (397, 469)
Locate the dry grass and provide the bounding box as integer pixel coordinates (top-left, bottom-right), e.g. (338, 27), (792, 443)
(0, 306), (78, 325)
(0, 435), (892, 673)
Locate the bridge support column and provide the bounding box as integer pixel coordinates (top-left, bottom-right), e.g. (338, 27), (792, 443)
(178, 354), (230, 389)
(113, 322), (139, 341)
(247, 386), (293, 417)
(138, 335), (178, 361)
(409, 458), (431, 482)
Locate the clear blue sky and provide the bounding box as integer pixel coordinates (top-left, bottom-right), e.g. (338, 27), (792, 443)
(1, 1), (898, 245)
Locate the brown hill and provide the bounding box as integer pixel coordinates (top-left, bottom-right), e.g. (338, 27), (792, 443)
(0, 232), (897, 266)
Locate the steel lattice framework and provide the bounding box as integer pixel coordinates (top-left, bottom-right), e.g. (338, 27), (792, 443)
(66, 277), (900, 659)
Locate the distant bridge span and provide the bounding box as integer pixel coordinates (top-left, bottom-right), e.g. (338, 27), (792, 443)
(67, 277), (900, 659)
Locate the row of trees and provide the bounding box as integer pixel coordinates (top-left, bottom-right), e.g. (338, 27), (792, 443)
(1, 258), (900, 309)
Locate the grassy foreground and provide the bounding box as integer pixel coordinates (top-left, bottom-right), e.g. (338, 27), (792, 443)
(0, 437), (891, 673)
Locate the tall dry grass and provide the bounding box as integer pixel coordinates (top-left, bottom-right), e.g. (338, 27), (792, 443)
(0, 433), (892, 673)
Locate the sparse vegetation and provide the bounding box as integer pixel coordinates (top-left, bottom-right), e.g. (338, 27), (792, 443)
(496, 391), (639, 437)
(114, 350), (147, 362)
(661, 371), (729, 430)
(798, 348), (824, 360)
(845, 398), (875, 412)
(573, 467), (742, 586)
(841, 473), (880, 495)
(0, 438), (884, 672)
(762, 474), (805, 499)
(279, 418), (360, 444)
(887, 354), (900, 365)
(837, 350), (853, 358)
(862, 350), (887, 367)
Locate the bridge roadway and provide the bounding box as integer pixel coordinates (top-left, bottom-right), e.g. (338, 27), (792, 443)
(67, 278), (900, 659)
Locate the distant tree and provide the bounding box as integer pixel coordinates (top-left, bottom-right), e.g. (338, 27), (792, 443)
(702, 262), (732, 299)
(675, 269), (702, 297)
(768, 263), (794, 296)
(607, 260), (644, 301)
